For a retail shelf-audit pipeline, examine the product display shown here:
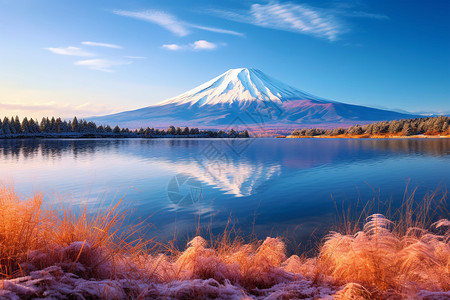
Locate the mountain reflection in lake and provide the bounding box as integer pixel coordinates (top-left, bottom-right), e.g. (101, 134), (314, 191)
(1, 138), (449, 250)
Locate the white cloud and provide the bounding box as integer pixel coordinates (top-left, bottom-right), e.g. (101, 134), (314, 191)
(162, 40), (218, 51)
(45, 46), (94, 57)
(114, 10), (190, 36)
(74, 59), (132, 72)
(192, 40), (217, 50)
(81, 41), (123, 49)
(113, 9), (243, 37)
(162, 44), (183, 51)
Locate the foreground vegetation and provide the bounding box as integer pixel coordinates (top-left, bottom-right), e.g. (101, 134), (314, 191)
(0, 186), (449, 299)
(0, 116), (249, 138)
(291, 116), (450, 138)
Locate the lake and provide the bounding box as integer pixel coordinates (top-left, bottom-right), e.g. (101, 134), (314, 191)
(1, 138), (449, 251)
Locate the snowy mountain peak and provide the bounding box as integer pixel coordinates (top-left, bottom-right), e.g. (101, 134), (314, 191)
(156, 68), (328, 107)
(92, 67), (417, 128)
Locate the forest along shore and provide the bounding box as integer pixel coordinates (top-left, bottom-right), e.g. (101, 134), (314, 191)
(289, 116), (450, 139)
(0, 116), (249, 139)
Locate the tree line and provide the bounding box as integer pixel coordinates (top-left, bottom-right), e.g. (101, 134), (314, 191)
(292, 116), (450, 137)
(0, 116), (250, 138)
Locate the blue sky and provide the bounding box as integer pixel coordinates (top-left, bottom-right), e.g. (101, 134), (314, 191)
(0, 0), (449, 118)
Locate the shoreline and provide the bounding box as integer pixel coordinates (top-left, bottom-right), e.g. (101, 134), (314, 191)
(0, 133), (250, 139)
(286, 134), (450, 139)
(1, 133), (449, 140)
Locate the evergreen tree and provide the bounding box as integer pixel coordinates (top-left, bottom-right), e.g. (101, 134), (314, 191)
(14, 116), (22, 134)
(402, 123), (414, 136)
(40, 117), (51, 133)
(2, 117), (11, 135)
(71, 117), (79, 132)
(40, 117), (46, 132)
(388, 120), (402, 134)
(167, 125), (175, 135)
(55, 118), (62, 133)
(10, 117), (17, 134)
(48, 117), (55, 132)
(347, 125), (364, 135)
(331, 127), (345, 136)
(21, 117), (30, 134)
(113, 125), (121, 134)
(79, 120), (88, 132)
(29, 119), (39, 133)
(442, 122), (449, 133)
(87, 121), (97, 133)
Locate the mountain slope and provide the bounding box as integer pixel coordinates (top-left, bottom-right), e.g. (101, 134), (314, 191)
(157, 68), (329, 106)
(91, 68), (417, 128)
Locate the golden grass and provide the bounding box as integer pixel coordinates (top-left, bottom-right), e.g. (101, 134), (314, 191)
(0, 187), (47, 278)
(319, 214), (449, 296)
(0, 185), (449, 299)
(0, 186), (150, 281)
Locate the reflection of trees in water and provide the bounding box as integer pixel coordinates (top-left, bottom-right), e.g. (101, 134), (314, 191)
(364, 139), (450, 157)
(0, 138), (448, 162)
(0, 139), (128, 160)
(0, 139), (206, 161)
(166, 139), (200, 148)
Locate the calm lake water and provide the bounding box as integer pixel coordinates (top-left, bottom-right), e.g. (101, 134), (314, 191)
(1, 138), (449, 250)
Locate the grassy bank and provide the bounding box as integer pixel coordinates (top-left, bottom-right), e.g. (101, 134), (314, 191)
(0, 187), (449, 299)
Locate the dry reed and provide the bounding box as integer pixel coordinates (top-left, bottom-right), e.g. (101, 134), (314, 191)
(0, 185), (449, 299)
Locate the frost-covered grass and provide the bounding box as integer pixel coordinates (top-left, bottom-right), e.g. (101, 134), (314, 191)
(0, 186), (449, 299)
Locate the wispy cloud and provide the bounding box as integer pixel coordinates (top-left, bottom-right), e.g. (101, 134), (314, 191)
(125, 56), (147, 59)
(113, 9), (243, 37)
(162, 40), (219, 51)
(45, 46), (94, 57)
(114, 10), (190, 36)
(81, 41), (123, 49)
(74, 59), (132, 72)
(212, 1), (388, 41)
(342, 11), (389, 20)
(189, 24), (243, 37)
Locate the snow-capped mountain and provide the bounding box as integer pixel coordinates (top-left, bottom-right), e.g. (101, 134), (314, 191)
(90, 68), (416, 128)
(156, 68), (329, 107)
